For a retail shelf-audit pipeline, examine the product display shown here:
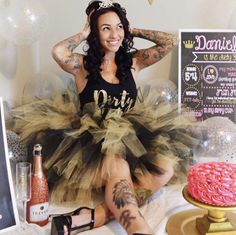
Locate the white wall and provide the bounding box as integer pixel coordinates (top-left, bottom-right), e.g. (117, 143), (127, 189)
(0, 0), (236, 106)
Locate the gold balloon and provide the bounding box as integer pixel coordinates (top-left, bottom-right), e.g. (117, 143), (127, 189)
(148, 0), (154, 5)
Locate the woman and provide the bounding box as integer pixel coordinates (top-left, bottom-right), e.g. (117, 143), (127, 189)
(12, 1), (197, 234)
(49, 1), (184, 234)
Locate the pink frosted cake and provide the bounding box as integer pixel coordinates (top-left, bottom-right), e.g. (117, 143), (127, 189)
(188, 162), (236, 206)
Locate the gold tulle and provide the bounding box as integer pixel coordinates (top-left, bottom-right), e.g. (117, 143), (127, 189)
(10, 87), (200, 204)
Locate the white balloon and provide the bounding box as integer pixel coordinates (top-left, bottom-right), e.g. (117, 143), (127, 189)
(204, 116), (236, 131)
(0, 0), (6, 8)
(138, 79), (178, 105)
(22, 72), (67, 104)
(154, 79), (178, 103)
(194, 116), (236, 163)
(0, 0), (48, 45)
(0, 36), (7, 49)
(219, 145), (236, 164)
(0, 39), (17, 78)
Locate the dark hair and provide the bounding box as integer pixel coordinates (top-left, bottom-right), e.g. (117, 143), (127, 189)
(84, 1), (136, 82)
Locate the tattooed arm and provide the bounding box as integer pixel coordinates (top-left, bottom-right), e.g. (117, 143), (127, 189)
(131, 28), (178, 71)
(52, 22), (90, 75)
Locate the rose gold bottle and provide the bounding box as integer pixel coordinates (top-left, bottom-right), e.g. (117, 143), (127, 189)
(26, 144), (49, 226)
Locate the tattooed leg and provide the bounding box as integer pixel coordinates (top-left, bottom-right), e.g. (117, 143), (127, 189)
(119, 209), (136, 230)
(104, 158), (154, 235)
(112, 179), (137, 209)
(134, 157), (175, 202)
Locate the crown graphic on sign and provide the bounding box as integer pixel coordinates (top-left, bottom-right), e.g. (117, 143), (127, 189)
(183, 40), (195, 49)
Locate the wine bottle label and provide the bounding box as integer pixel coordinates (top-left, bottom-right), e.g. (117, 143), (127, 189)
(29, 202), (49, 222)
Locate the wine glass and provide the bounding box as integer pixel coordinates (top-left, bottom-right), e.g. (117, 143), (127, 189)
(15, 162), (31, 230)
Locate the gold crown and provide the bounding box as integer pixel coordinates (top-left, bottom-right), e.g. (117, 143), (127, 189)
(183, 40), (195, 49)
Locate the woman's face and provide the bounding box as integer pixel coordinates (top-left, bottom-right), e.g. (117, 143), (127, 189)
(97, 11), (125, 53)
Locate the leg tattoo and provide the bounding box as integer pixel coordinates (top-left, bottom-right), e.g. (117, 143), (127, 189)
(119, 209), (136, 229)
(135, 188), (152, 206)
(112, 179), (137, 209)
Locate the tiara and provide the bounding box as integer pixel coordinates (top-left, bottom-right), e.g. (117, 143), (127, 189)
(98, 0), (114, 10)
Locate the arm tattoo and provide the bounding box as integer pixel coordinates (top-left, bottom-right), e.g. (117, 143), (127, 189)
(64, 54), (81, 69)
(112, 179), (137, 209)
(62, 37), (82, 69)
(119, 209), (136, 229)
(133, 28), (177, 46)
(132, 28), (178, 68)
(142, 51), (150, 60)
(52, 33), (84, 72)
(67, 39), (78, 52)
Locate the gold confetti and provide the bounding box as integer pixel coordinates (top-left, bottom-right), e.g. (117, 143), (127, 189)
(148, 0), (154, 5)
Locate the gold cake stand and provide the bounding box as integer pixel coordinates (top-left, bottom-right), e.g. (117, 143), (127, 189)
(166, 185), (236, 235)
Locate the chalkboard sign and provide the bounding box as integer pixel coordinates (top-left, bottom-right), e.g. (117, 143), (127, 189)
(0, 98), (19, 233)
(179, 30), (236, 123)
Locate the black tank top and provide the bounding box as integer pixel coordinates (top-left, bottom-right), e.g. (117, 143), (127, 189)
(79, 70), (137, 112)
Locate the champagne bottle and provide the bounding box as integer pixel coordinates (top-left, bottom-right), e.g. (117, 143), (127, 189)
(26, 144), (49, 226)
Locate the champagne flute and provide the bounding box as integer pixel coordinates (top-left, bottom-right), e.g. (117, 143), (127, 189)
(15, 162), (31, 229)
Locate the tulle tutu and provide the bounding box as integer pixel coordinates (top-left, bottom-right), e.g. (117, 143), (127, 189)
(10, 82), (200, 204)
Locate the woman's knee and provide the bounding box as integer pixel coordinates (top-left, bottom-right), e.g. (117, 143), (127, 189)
(109, 157), (131, 178)
(135, 159), (175, 196)
(134, 169), (174, 206)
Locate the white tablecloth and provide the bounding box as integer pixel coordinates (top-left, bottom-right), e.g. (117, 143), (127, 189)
(1, 184), (196, 235)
